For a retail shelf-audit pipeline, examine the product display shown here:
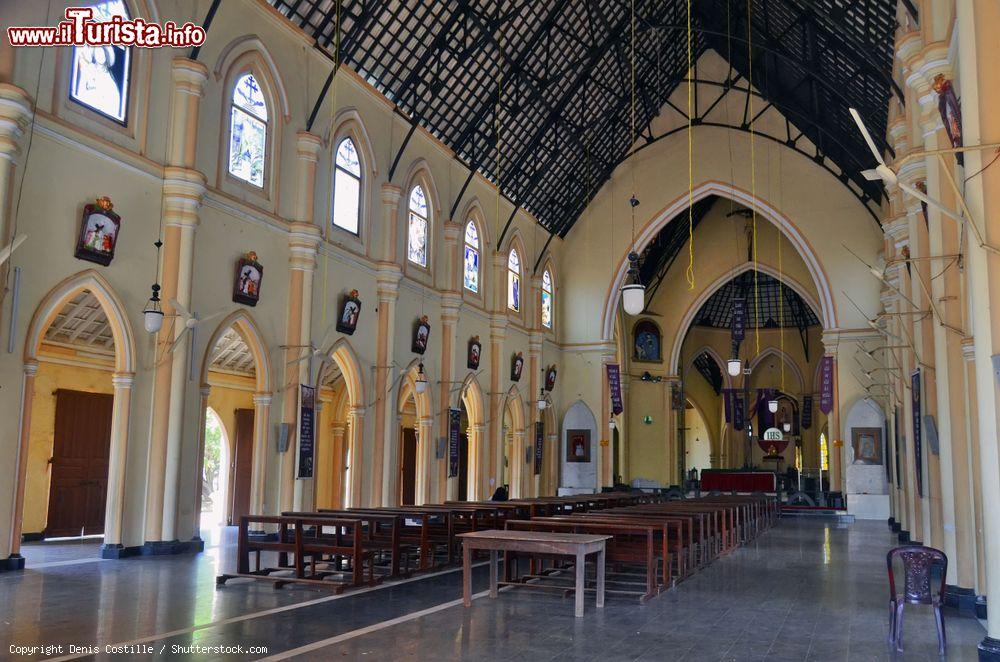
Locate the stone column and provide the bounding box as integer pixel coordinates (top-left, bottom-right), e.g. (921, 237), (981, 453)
(190, 385), (211, 532)
(487, 312), (507, 495)
(145, 59), (208, 545)
(819, 335), (843, 493)
(417, 414), (434, 504)
(468, 423), (485, 501)
(372, 261), (401, 506)
(347, 405), (366, 507)
(328, 422), (345, 509)
(7, 362), (37, 564)
(101, 372), (135, 554)
(527, 331), (543, 497)
(281, 132), (323, 514)
(955, 2), (1000, 651)
(439, 291), (461, 501)
(511, 430), (527, 498)
(0, 84), (32, 320)
(249, 393), (272, 520)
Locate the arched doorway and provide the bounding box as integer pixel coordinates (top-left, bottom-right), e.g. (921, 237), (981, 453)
(458, 374), (485, 501)
(501, 387), (526, 498)
(14, 271), (136, 562)
(201, 407), (230, 528)
(396, 361), (432, 505)
(314, 339), (364, 507)
(198, 312), (271, 536)
(685, 399), (713, 474)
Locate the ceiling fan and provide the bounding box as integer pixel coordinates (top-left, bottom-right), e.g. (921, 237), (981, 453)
(158, 299), (227, 361)
(849, 107), (1000, 255)
(0, 234), (26, 267)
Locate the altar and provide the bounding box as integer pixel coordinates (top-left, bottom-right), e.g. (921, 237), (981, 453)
(699, 469), (776, 493)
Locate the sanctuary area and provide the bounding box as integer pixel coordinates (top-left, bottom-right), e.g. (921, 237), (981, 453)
(0, 1), (999, 660)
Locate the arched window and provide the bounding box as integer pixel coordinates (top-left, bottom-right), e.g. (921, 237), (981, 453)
(69, 0), (131, 123)
(541, 268), (553, 328)
(463, 221), (480, 293)
(332, 138), (362, 234)
(228, 73), (268, 187)
(407, 185), (429, 267)
(507, 248), (521, 312)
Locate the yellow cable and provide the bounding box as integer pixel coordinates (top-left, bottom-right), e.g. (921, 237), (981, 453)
(778, 225), (784, 394)
(685, 0), (695, 290)
(747, 0), (759, 357)
(496, 34), (502, 254)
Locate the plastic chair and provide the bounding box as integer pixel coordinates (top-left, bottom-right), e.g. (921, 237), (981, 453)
(887, 545), (947, 653)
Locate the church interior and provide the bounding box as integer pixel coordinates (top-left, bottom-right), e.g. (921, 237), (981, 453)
(1, 0), (999, 660)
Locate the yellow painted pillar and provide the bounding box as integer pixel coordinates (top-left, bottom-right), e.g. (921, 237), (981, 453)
(249, 393), (272, 521)
(145, 59), (207, 545)
(281, 132), (322, 514)
(8, 362), (37, 562)
(528, 331), (543, 498)
(372, 184), (403, 506)
(955, 0), (1000, 648)
(417, 414), (434, 505)
(101, 372), (134, 552)
(347, 405), (365, 507)
(439, 292), (461, 502)
(488, 311), (507, 496)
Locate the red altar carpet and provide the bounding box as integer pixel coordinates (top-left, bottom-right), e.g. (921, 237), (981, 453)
(700, 470), (776, 492)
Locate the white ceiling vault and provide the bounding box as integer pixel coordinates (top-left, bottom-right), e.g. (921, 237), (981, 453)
(208, 328), (257, 377)
(42, 289), (115, 356)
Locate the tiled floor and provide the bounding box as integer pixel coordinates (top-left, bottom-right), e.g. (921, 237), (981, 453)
(0, 519), (986, 660)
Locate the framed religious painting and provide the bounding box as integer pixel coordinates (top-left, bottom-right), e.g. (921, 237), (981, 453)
(467, 336), (481, 370)
(510, 352), (524, 382)
(74, 196), (121, 266)
(337, 290), (361, 335)
(233, 251), (263, 306)
(412, 316), (430, 354)
(851, 427), (883, 465)
(633, 319), (662, 362)
(544, 365), (557, 392)
(566, 429), (591, 463)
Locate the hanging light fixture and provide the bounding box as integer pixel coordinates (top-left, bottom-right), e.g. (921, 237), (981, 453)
(782, 421), (792, 433)
(609, 416), (617, 431)
(414, 363), (428, 394)
(768, 398), (779, 414)
(536, 388), (548, 410)
(143, 240), (164, 334)
(622, 195), (645, 316)
(727, 358), (741, 377)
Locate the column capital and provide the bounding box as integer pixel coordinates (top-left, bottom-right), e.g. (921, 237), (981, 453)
(22, 361), (39, 377)
(331, 424), (346, 436)
(470, 424), (486, 434)
(296, 131), (323, 163)
(528, 332), (544, 354)
(349, 405), (367, 418)
(381, 183), (404, 207)
(112, 372), (136, 388)
(288, 221), (322, 271)
(820, 330), (840, 356)
(0, 84), (33, 160)
(199, 383), (212, 397)
(887, 118), (909, 156)
(489, 314), (508, 336)
(884, 215), (910, 245)
(440, 291), (463, 320)
(443, 221), (461, 243)
(376, 263), (403, 300)
(903, 41), (949, 97)
(171, 57), (209, 96)
(961, 338), (975, 363)
(253, 392), (273, 406)
(162, 166), (206, 228)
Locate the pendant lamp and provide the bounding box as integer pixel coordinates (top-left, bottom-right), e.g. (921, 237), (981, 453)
(415, 363), (428, 394)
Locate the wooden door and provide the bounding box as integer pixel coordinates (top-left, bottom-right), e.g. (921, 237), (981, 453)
(46, 390), (114, 538)
(229, 408), (255, 525)
(399, 427), (417, 505)
(457, 433), (469, 501)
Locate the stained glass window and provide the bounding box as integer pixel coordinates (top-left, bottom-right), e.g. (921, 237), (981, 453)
(228, 73), (268, 187)
(541, 268), (553, 328)
(463, 221), (479, 293)
(332, 138), (361, 234)
(507, 248), (520, 312)
(69, 0), (130, 123)
(820, 432), (829, 472)
(407, 185), (428, 267)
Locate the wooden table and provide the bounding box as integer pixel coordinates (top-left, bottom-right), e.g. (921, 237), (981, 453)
(458, 529), (611, 617)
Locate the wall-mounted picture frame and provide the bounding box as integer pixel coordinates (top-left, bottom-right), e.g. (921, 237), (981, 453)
(412, 316), (431, 354)
(633, 318), (662, 362)
(544, 365), (557, 392)
(852, 427), (883, 465)
(467, 336), (481, 370)
(233, 251), (263, 307)
(511, 352), (524, 381)
(566, 429), (591, 463)
(337, 289), (361, 335)
(74, 196), (121, 266)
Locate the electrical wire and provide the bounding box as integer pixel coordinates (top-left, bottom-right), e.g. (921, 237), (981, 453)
(747, 0), (760, 358)
(685, 0), (695, 290)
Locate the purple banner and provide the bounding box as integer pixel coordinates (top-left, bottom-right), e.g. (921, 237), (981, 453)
(801, 395), (813, 430)
(607, 364), (624, 415)
(723, 389), (734, 423)
(731, 297), (746, 343)
(733, 394), (744, 432)
(819, 356), (834, 415)
(297, 385), (316, 478)
(448, 408), (461, 478)
(912, 370), (923, 497)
